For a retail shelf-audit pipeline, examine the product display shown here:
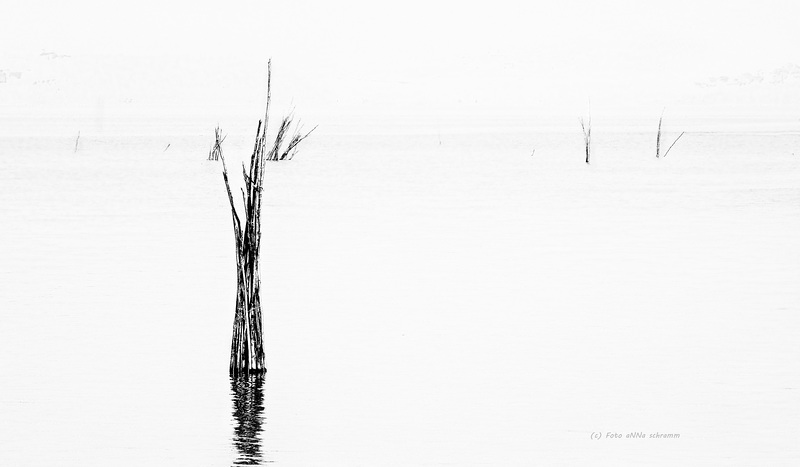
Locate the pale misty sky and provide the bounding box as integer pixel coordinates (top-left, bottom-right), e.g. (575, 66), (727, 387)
(3, 0), (800, 121)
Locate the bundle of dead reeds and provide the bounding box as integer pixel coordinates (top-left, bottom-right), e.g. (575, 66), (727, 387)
(208, 126), (224, 160)
(221, 60), (314, 375)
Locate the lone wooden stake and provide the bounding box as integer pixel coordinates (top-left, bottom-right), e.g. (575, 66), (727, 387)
(220, 60), (314, 375)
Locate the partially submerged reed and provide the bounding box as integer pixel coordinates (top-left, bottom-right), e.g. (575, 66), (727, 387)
(220, 60), (314, 375)
(656, 110), (685, 158)
(580, 115), (591, 164)
(208, 126), (225, 160)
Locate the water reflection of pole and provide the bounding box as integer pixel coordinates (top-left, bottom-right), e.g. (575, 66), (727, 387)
(231, 374), (266, 466)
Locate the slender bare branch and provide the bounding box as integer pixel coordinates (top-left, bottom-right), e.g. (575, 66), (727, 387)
(662, 132), (685, 158)
(219, 152), (242, 249)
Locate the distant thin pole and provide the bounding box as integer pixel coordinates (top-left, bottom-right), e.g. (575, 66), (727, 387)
(656, 109), (664, 158)
(74, 131), (80, 153)
(580, 115), (591, 164)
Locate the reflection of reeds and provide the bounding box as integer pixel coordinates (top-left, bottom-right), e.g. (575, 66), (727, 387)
(231, 374), (265, 465)
(580, 115), (591, 164)
(222, 60), (315, 375)
(656, 109), (685, 158)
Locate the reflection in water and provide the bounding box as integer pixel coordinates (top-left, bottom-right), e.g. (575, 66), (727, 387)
(231, 374), (266, 465)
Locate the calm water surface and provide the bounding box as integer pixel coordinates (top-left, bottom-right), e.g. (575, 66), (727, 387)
(1, 122), (799, 465)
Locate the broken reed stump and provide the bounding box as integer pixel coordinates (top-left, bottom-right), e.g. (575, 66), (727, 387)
(580, 115), (592, 164)
(220, 60), (315, 375)
(655, 110), (685, 158)
(209, 126), (225, 160)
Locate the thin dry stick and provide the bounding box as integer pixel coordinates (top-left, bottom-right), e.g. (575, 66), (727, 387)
(283, 124), (317, 160)
(662, 132), (685, 158)
(656, 109), (665, 158)
(580, 116), (591, 164)
(657, 109), (685, 159)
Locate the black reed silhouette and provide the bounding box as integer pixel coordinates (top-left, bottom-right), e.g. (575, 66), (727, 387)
(220, 60), (315, 375)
